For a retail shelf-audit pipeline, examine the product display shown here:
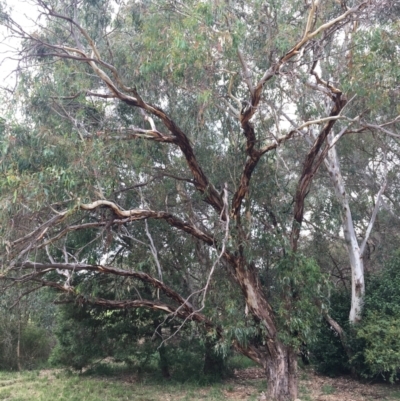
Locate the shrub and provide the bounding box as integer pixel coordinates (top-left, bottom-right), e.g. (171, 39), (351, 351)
(353, 314), (400, 381)
(20, 324), (53, 368)
(310, 251), (400, 381)
(50, 301), (229, 380)
(351, 252), (400, 381)
(308, 288), (351, 376)
(0, 320), (52, 370)
(49, 304), (109, 371)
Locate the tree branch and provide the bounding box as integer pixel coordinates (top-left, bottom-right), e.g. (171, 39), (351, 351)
(237, 49), (255, 96)
(360, 154), (388, 256)
(291, 93), (348, 251)
(12, 262), (194, 313)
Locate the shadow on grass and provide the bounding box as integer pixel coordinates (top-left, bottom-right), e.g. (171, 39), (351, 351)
(80, 353), (258, 388)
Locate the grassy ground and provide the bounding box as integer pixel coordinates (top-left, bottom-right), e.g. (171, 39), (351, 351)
(1, 365), (400, 401)
(0, 368), (261, 401)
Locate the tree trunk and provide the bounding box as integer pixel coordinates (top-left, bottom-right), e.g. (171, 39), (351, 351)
(234, 261), (298, 400)
(17, 320), (22, 372)
(158, 345), (171, 379)
(153, 319), (170, 379)
(265, 343), (298, 401)
(324, 142), (365, 323)
(237, 340), (298, 401)
(17, 298), (22, 372)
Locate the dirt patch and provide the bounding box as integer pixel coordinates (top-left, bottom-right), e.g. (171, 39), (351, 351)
(220, 367), (266, 400)
(222, 367), (400, 401)
(233, 367), (266, 381)
(301, 370), (394, 401)
(38, 369), (63, 380)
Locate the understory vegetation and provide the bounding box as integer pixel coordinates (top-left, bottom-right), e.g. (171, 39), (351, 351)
(2, 251), (400, 384)
(311, 251), (400, 382)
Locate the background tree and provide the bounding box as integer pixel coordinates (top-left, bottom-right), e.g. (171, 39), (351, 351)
(0, 286), (54, 370)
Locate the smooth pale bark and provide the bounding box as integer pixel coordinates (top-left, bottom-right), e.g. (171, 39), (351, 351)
(324, 140), (365, 323)
(315, 129), (386, 324)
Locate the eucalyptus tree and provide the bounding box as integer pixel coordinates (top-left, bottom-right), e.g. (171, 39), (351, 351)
(0, 0), (398, 399)
(297, 14), (400, 328)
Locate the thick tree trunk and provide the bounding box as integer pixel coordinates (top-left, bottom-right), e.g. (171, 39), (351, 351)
(233, 260), (298, 400)
(265, 343), (298, 401)
(237, 339), (298, 401)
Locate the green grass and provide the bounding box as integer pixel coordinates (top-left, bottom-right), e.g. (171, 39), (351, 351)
(299, 383), (312, 401)
(4, 365), (400, 401)
(321, 384), (336, 395)
(0, 368), (242, 401)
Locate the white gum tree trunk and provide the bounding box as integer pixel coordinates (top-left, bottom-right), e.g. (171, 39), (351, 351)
(324, 138), (365, 323)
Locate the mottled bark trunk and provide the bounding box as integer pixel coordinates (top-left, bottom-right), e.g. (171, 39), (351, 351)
(234, 260), (298, 400)
(265, 343), (298, 401)
(237, 337), (298, 401)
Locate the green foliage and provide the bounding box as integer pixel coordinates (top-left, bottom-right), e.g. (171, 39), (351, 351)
(364, 252), (400, 317)
(19, 324), (53, 369)
(50, 304), (109, 370)
(0, 289), (55, 371)
(0, 320), (52, 371)
(351, 252), (400, 381)
(311, 252), (400, 381)
(346, 26), (400, 117)
(1, 4), (400, 398)
(308, 289), (351, 376)
(273, 254), (329, 348)
(354, 314), (400, 382)
(50, 298), (230, 380)
(50, 297), (167, 371)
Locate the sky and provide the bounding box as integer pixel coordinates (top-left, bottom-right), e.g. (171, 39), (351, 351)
(0, 0), (39, 89)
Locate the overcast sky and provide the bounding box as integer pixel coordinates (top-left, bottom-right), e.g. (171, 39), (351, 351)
(0, 0), (39, 89)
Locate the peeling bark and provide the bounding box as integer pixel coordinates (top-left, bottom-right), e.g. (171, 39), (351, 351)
(266, 344), (298, 401)
(291, 93), (348, 251)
